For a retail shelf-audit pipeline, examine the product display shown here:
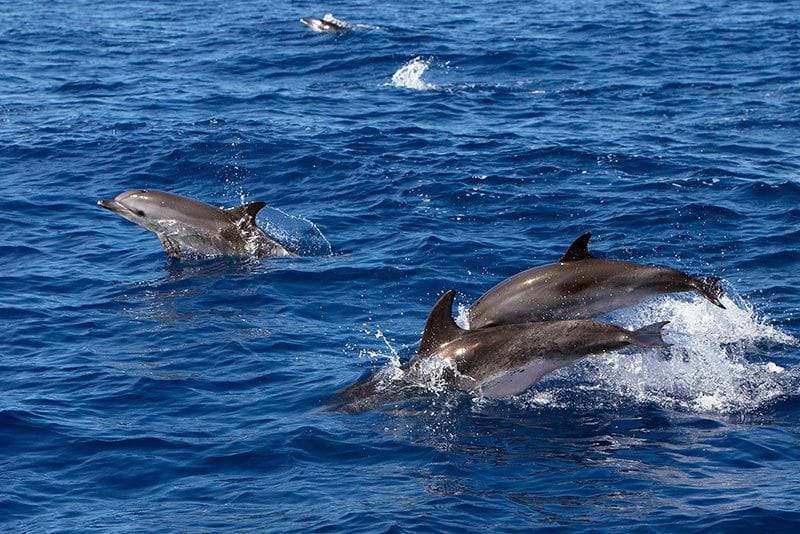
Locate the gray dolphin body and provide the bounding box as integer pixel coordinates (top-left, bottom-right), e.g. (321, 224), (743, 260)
(468, 233), (724, 329)
(300, 13), (351, 32)
(97, 189), (295, 259)
(330, 290), (669, 412)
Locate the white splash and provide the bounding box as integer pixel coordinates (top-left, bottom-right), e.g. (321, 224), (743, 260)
(356, 325), (462, 398)
(406, 355), (458, 396)
(454, 302), (470, 329)
(390, 56), (435, 91)
(543, 293), (798, 414)
(259, 206), (332, 256)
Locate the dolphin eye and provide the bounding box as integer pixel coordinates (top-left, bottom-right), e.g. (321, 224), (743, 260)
(136, 210), (146, 217)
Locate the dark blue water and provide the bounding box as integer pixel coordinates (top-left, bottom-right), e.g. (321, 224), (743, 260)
(2, 0), (800, 530)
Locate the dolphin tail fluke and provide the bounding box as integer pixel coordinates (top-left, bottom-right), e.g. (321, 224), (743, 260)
(629, 321), (671, 348)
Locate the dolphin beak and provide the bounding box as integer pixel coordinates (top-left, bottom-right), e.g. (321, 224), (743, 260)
(97, 199), (120, 212)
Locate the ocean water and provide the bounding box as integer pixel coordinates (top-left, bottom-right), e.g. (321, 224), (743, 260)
(2, 0), (800, 530)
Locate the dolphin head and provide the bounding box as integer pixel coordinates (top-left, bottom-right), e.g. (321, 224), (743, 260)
(300, 13), (349, 32)
(97, 189), (224, 234)
(98, 189), (163, 230)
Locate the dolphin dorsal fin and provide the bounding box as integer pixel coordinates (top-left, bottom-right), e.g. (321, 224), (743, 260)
(559, 232), (594, 262)
(418, 290), (464, 356)
(227, 201), (267, 226)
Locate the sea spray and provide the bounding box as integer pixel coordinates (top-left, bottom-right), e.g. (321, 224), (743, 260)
(390, 56), (436, 90)
(534, 293), (798, 414)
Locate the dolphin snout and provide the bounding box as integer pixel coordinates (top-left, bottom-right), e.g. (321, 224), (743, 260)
(97, 199), (120, 212)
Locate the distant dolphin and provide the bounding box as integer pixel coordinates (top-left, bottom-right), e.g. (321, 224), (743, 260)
(300, 13), (351, 32)
(97, 189), (295, 259)
(468, 232), (724, 329)
(330, 290), (670, 412)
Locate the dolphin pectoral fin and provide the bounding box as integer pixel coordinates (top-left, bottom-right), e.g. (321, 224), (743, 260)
(559, 232), (594, 262)
(481, 371), (534, 399)
(227, 202), (267, 228)
(691, 276), (726, 309)
(417, 290), (465, 356)
(629, 321), (671, 348)
(157, 234), (182, 259)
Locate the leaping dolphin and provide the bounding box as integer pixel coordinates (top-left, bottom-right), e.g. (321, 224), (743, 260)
(330, 290), (670, 413)
(300, 13), (351, 32)
(97, 189), (295, 259)
(468, 232), (725, 329)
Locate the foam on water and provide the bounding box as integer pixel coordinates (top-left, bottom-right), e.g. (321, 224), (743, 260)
(356, 325), (466, 402)
(389, 56), (436, 91)
(406, 355), (459, 396)
(545, 294), (799, 414)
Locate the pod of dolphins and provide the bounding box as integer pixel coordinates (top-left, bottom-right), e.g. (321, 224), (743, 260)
(330, 234), (724, 413)
(289, 11), (728, 411)
(98, 189), (726, 414)
(94, 11), (729, 415)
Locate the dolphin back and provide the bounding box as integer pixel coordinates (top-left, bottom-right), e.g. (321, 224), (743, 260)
(327, 369), (422, 413)
(327, 373), (383, 413)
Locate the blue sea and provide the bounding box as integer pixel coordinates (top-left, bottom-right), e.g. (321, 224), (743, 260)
(2, 0), (799, 530)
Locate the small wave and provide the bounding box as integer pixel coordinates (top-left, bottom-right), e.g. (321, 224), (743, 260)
(54, 80), (127, 95)
(389, 56), (435, 91)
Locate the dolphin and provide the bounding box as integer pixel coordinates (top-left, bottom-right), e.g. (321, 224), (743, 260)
(97, 189), (295, 259)
(300, 13), (351, 32)
(468, 232), (725, 329)
(329, 290), (670, 413)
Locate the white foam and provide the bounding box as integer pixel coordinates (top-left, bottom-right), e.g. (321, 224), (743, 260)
(523, 391), (565, 408)
(546, 294), (798, 414)
(408, 355), (458, 396)
(390, 56), (435, 91)
(357, 325), (464, 399)
(454, 302), (470, 329)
